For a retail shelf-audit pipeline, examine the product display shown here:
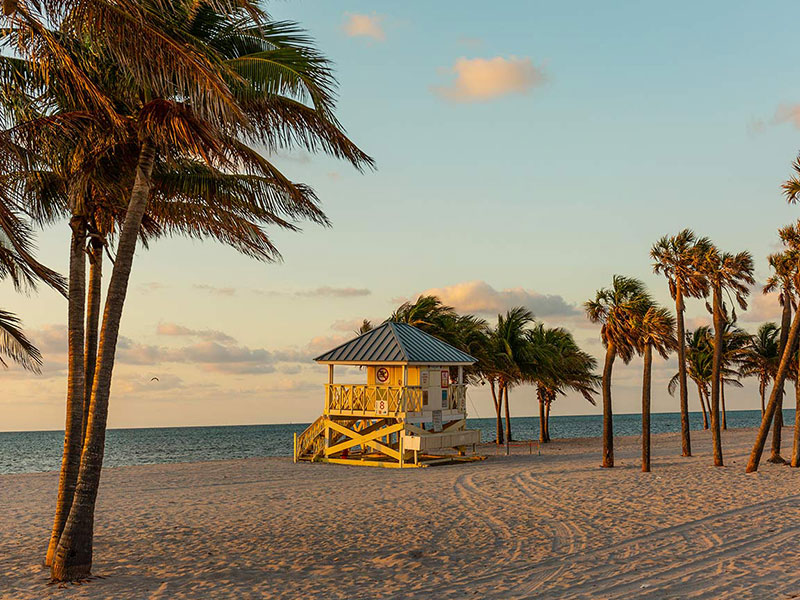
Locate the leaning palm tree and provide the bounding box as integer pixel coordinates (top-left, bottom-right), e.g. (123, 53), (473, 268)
(585, 275), (652, 468)
(635, 305), (677, 472)
(748, 223), (800, 472)
(762, 251), (796, 463)
(740, 323), (781, 416)
(696, 246), (754, 467)
(651, 230), (711, 457)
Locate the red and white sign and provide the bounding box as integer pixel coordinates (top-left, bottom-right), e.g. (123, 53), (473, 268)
(375, 398), (389, 415)
(376, 367), (390, 384)
(440, 370), (450, 388)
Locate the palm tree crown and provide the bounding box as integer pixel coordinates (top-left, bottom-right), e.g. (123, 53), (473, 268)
(651, 229), (711, 306)
(584, 275), (652, 363)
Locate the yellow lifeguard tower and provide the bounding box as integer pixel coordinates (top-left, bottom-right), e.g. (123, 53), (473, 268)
(293, 322), (482, 467)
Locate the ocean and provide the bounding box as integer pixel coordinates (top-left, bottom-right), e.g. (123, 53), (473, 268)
(0, 409), (794, 474)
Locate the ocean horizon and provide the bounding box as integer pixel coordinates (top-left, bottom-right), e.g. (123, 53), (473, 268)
(1, 409), (792, 475)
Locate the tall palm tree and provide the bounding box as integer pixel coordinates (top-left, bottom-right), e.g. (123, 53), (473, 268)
(651, 230), (711, 457)
(778, 160), (800, 469)
(585, 275), (652, 468)
(748, 223), (800, 472)
(635, 305), (677, 472)
(3, 1), (373, 580)
(740, 323), (781, 416)
(762, 252), (795, 463)
(526, 324), (597, 443)
(697, 246), (754, 467)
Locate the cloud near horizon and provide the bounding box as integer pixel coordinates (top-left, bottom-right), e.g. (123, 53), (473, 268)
(405, 280), (580, 318)
(296, 286), (371, 298)
(157, 322), (236, 343)
(433, 56), (546, 102)
(193, 284), (236, 296)
(342, 13), (385, 41)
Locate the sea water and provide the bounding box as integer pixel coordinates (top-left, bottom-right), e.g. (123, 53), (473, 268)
(0, 409), (793, 474)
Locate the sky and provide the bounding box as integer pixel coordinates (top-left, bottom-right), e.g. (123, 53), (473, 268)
(4, 1), (800, 431)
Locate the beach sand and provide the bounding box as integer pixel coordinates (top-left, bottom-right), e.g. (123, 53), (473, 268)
(2, 427), (800, 599)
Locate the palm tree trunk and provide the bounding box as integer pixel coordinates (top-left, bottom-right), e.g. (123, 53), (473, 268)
(760, 379), (766, 416)
(601, 342), (616, 468)
(51, 140), (156, 581)
(675, 287), (692, 456)
(538, 387), (546, 443)
(544, 398), (551, 442)
(698, 384), (709, 430)
(503, 385), (512, 445)
(642, 344), (652, 472)
(747, 304), (800, 473)
(45, 216), (86, 567)
(721, 382), (727, 431)
(769, 299), (792, 463)
(792, 359), (800, 468)
(82, 238), (103, 442)
(490, 379), (503, 445)
(710, 285), (724, 467)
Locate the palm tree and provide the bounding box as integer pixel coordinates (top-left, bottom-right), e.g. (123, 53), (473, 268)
(697, 246), (754, 467)
(491, 307), (536, 446)
(635, 305), (677, 472)
(585, 275), (652, 468)
(740, 323), (780, 416)
(354, 319), (373, 335)
(651, 230), (711, 457)
(778, 163), (800, 469)
(669, 327), (713, 429)
(526, 324), (597, 443)
(390, 295), (461, 344)
(718, 319), (750, 430)
(4, 1), (373, 580)
(748, 223), (800, 472)
(762, 252), (795, 463)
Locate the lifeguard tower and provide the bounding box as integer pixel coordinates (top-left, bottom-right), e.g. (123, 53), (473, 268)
(293, 321), (482, 467)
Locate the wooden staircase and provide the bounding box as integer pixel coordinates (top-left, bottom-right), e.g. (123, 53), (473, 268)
(294, 415), (326, 462)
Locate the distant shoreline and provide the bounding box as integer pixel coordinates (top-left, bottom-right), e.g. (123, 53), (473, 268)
(0, 407), (785, 434)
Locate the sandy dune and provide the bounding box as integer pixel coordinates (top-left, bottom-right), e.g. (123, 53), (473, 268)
(2, 427), (800, 599)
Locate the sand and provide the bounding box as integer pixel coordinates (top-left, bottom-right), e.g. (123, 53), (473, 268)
(2, 427), (800, 599)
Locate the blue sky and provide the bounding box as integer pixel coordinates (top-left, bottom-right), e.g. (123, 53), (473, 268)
(4, 2), (800, 430)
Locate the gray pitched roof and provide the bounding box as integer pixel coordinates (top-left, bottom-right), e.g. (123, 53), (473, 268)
(314, 322), (477, 365)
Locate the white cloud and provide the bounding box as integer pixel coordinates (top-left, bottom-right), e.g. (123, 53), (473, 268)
(342, 13), (385, 41)
(433, 56), (547, 102)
